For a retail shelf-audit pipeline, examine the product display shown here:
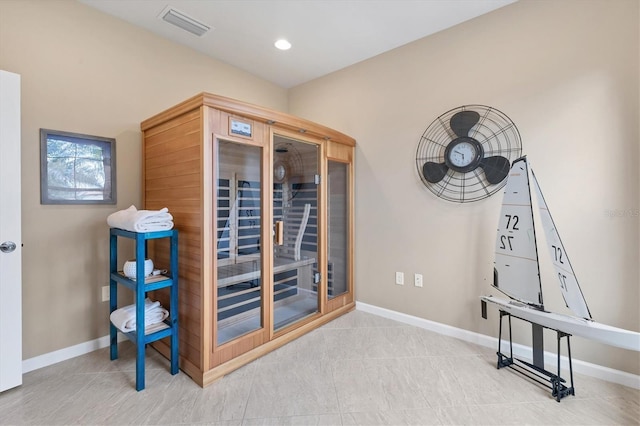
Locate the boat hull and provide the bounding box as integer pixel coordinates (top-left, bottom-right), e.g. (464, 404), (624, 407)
(482, 295), (640, 352)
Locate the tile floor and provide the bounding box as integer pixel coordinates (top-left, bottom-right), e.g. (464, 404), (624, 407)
(1, 310), (638, 425)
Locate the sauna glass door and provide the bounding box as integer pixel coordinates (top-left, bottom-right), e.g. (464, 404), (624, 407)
(272, 135), (319, 332)
(216, 139), (264, 345)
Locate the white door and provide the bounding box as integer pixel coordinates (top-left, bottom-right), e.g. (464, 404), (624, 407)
(0, 70), (22, 392)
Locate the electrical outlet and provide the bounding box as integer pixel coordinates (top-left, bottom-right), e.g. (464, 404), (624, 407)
(414, 273), (423, 287)
(101, 286), (110, 302)
(395, 272), (404, 285)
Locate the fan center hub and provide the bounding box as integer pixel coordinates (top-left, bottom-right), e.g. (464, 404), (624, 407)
(444, 137), (484, 173)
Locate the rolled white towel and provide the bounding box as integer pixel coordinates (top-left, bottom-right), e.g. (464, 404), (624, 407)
(110, 298), (169, 333)
(107, 205), (174, 233)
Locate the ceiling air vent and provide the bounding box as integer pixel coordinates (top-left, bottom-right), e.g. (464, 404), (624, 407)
(159, 6), (211, 37)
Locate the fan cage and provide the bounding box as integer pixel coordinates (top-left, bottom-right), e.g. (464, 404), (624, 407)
(416, 105), (522, 203)
(274, 142), (304, 201)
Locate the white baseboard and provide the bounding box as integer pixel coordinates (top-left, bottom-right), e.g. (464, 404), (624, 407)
(356, 301), (640, 390)
(22, 334), (125, 374)
(23, 304), (639, 390)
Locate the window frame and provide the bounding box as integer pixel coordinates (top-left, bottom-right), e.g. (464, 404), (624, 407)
(39, 128), (116, 205)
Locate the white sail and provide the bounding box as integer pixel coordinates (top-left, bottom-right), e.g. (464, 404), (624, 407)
(493, 158), (544, 307)
(531, 169), (592, 320)
(483, 156), (639, 352)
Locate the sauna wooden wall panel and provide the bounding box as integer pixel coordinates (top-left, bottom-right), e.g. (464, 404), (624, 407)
(143, 109), (204, 371)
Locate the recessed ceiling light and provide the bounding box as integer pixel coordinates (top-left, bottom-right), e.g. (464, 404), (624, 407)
(274, 39), (292, 50)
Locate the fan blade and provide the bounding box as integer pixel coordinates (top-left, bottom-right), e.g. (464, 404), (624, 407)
(480, 156), (511, 184)
(450, 110), (480, 137)
(422, 162), (449, 183)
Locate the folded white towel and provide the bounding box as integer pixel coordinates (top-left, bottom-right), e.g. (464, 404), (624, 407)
(110, 298), (169, 333)
(107, 205), (174, 233)
(143, 322), (170, 334)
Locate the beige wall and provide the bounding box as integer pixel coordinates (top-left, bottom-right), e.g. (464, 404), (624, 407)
(0, 0), (287, 359)
(1, 0), (638, 377)
(290, 0), (640, 375)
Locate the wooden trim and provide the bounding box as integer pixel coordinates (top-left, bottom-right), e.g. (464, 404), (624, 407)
(319, 141), (328, 314)
(264, 130), (274, 341)
(141, 97), (205, 132)
(208, 122), (271, 368)
(141, 93), (355, 147)
(270, 128), (326, 319)
(327, 292), (352, 312)
(327, 141), (353, 162)
(324, 152), (354, 309)
(210, 328), (267, 368)
(201, 105), (214, 372)
(348, 157), (355, 301)
(144, 110), (201, 139)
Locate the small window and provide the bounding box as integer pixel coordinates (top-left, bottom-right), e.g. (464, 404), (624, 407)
(40, 129), (116, 204)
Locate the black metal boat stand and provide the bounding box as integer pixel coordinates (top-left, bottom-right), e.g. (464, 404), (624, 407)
(496, 310), (575, 402)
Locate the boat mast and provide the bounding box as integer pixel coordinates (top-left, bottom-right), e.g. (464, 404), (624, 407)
(526, 158), (545, 309)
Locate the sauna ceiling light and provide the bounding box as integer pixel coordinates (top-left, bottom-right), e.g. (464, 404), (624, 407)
(274, 39), (292, 50)
(159, 6), (211, 37)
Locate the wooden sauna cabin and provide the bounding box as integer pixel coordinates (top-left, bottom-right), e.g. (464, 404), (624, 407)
(140, 93), (355, 387)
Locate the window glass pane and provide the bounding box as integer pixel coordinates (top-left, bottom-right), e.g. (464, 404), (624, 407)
(40, 129), (115, 204)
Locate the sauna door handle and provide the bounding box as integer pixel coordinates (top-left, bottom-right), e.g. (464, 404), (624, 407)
(274, 221), (284, 245)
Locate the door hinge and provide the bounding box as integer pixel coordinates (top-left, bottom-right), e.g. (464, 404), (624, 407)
(314, 174), (321, 185)
(314, 272), (321, 284)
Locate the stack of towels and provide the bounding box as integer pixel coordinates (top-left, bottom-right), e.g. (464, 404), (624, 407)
(107, 205), (174, 232)
(110, 298), (169, 333)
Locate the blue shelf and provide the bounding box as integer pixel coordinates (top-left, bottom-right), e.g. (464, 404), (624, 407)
(121, 321), (173, 345)
(110, 272), (174, 292)
(109, 227), (179, 391)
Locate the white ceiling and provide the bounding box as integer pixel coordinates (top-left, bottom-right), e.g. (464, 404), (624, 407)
(79, 0), (516, 88)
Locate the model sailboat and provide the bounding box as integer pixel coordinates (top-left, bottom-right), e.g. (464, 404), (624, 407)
(482, 157), (640, 352)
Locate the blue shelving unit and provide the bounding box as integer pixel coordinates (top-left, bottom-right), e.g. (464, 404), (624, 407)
(109, 228), (179, 391)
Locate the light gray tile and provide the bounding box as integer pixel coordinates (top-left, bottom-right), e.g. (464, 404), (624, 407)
(3, 309), (638, 425)
(330, 327), (372, 357)
(331, 358), (393, 413)
(43, 371), (133, 425)
(185, 375), (254, 423)
(243, 359), (339, 419)
(102, 372), (205, 424)
(571, 372), (640, 401)
(554, 396), (640, 425)
(0, 367), (99, 424)
(256, 328), (329, 366)
(320, 310), (405, 329)
(242, 413), (342, 425)
(341, 408), (442, 425)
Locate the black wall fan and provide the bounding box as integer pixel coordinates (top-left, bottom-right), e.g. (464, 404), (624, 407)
(416, 105), (522, 203)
